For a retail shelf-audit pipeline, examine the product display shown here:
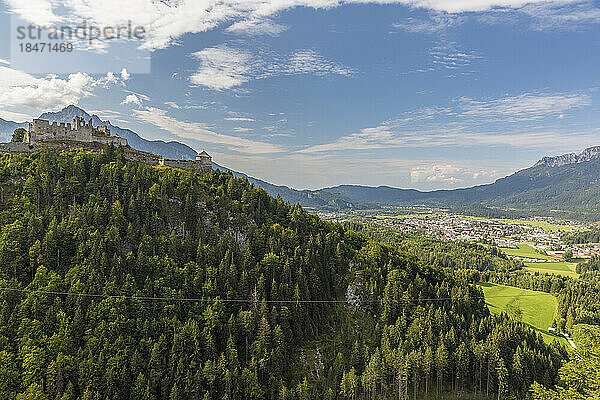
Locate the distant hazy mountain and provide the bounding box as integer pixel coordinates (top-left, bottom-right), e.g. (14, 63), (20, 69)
(0, 118), (27, 142)
(317, 147), (600, 212)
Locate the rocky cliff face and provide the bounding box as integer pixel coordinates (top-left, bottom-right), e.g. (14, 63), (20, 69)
(534, 146), (600, 167)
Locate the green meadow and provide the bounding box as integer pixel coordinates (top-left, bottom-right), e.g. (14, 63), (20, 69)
(479, 282), (565, 345)
(501, 244), (555, 260)
(524, 262), (579, 278)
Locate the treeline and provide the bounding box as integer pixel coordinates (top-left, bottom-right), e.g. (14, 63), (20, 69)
(335, 243), (565, 400)
(0, 148), (564, 399)
(350, 222), (521, 273)
(562, 228), (600, 245)
(531, 324), (600, 399)
(452, 204), (530, 220)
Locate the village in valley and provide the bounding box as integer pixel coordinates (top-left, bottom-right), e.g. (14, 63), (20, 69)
(318, 207), (600, 277)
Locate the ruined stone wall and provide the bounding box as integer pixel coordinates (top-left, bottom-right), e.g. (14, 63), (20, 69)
(160, 159), (212, 170)
(28, 119), (126, 146)
(124, 151), (161, 166)
(0, 142), (39, 153)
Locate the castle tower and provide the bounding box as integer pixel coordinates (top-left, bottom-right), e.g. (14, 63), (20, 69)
(196, 150), (212, 170)
(73, 116), (85, 130)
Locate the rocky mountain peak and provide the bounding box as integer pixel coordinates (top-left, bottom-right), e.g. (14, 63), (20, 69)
(534, 146), (600, 168)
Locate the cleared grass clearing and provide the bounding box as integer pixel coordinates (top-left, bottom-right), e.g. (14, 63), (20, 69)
(501, 244), (555, 260)
(524, 262), (579, 278)
(479, 282), (565, 345)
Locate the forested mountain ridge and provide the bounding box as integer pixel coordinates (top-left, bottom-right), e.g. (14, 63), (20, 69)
(320, 148), (600, 212)
(0, 148), (565, 399)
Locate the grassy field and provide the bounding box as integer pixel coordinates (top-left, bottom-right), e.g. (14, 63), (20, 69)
(501, 244), (555, 260)
(524, 262), (579, 277)
(479, 282), (565, 344)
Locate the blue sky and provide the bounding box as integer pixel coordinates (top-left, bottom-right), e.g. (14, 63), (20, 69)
(1, 0), (600, 190)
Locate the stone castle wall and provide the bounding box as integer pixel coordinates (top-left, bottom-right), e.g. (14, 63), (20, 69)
(124, 151), (162, 166)
(27, 118), (127, 147)
(160, 158), (212, 171)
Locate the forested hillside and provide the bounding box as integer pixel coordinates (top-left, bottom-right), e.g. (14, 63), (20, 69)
(0, 148), (565, 399)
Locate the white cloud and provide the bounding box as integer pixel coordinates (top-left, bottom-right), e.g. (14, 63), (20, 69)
(225, 117), (255, 122)
(393, 14), (466, 33)
(405, 0), (575, 13)
(132, 106), (284, 154)
(121, 94), (143, 107)
(410, 164), (464, 183)
(458, 92), (591, 120)
(0, 66), (127, 113)
(190, 46), (254, 90)
(5, 0), (586, 51)
(429, 41), (483, 74)
(4, 0), (60, 25)
(120, 68), (131, 81)
(0, 70), (95, 111)
(401, 40), (484, 77)
(94, 71), (120, 88)
(0, 109), (35, 122)
(164, 101), (180, 109)
(479, 1), (600, 31)
(410, 164), (500, 184)
(284, 49), (354, 77)
(190, 45), (353, 90)
(226, 18), (288, 36)
(0, 66), (39, 88)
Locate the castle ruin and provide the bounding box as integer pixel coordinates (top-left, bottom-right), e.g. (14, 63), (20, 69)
(26, 116), (128, 146)
(0, 116), (212, 172)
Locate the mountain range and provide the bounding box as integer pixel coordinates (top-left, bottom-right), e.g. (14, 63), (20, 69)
(3, 105), (600, 214)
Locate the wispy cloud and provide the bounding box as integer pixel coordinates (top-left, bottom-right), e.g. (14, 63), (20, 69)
(457, 91), (591, 120)
(5, 0), (591, 52)
(226, 18), (287, 36)
(401, 40), (484, 77)
(190, 45), (354, 90)
(164, 101), (180, 109)
(190, 46), (254, 90)
(410, 164), (499, 184)
(480, 1), (600, 31)
(132, 106), (283, 154)
(284, 49), (354, 77)
(393, 14), (466, 33)
(300, 90), (598, 153)
(430, 41), (483, 76)
(121, 94), (143, 107)
(225, 117), (255, 122)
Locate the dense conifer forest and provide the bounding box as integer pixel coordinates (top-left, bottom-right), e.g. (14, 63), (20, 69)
(0, 148), (568, 399)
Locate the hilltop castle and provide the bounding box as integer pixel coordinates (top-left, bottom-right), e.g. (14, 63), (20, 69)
(1, 116), (212, 171)
(27, 116), (128, 146)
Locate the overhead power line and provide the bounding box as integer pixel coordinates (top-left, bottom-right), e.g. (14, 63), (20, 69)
(0, 286), (548, 304)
